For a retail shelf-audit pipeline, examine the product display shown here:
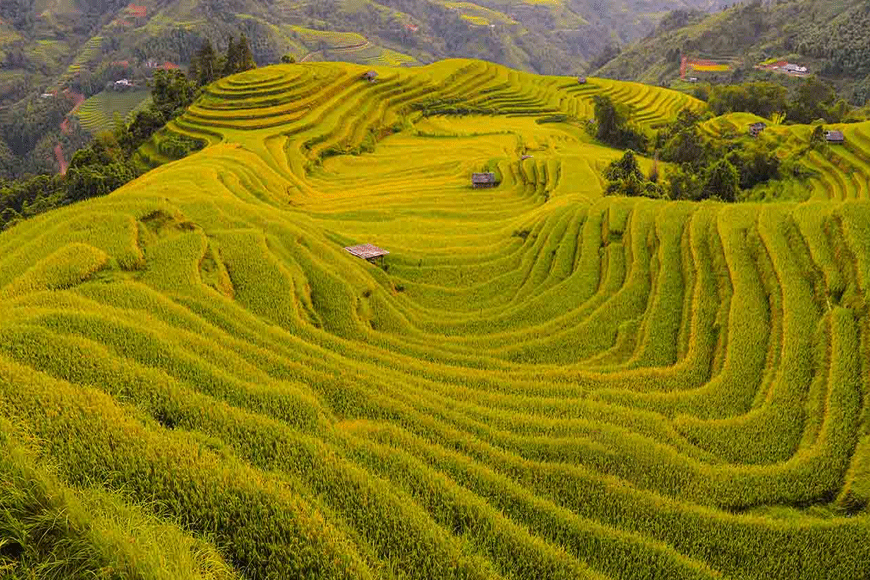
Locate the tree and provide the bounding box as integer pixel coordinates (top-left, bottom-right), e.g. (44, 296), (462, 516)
(591, 95), (648, 152)
(667, 164), (703, 201)
(593, 96), (621, 143)
(703, 159), (740, 202)
(193, 39), (219, 86)
(810, 125), (827, 148)
(708, 82), (787, 118)
(237, 34), (256, 72)
(151, 70), (197, 117)
(605, 150), (643, 183)
(648, 152), (659, 184)
(223, 36), (239, 77)
(603, 150), (664, 198)
(788, 77), (836, 124)
(281, 54), (297, 64)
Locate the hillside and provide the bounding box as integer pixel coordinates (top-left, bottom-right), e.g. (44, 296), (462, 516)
(597, 0), (870, 104)
(0, 0), (732, 177)
(2, 60), (870, 579)
(0, 0), (732, 103)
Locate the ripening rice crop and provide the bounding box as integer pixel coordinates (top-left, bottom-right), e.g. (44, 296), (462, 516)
(1, 59), (869, 580)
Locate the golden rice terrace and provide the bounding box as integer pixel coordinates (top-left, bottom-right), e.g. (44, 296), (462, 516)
(1, 60), (870, 579)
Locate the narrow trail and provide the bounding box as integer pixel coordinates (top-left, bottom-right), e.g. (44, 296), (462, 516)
(56, 89), (85, 173)
(54, 144), (68, 175)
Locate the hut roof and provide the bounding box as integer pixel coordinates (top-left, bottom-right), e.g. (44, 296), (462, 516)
(345, 244), (389, 260)
(362, 70), (378, 80)
(826, 130), (845, 143)
(472, 172), (496, 185)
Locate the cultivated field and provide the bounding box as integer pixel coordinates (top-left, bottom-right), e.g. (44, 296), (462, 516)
(1, 60), (869, 579)
(74, 89), (152, 134)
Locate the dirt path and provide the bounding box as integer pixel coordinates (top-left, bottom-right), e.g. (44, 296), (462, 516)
(54, 144), (69, 175)
(56, 89), (85, 172)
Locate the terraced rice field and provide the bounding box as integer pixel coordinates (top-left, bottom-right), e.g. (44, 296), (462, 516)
(1, 60), (869, 579)
(74, 89), (152, 134)
(53, 35), (105, 90)
(441, 1), (518, 26)
(701, 114), (870, 202)
(292, 26), (418, 68)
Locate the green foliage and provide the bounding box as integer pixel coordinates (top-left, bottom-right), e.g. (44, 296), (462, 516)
(703, 158), (739, 202)
(590, 95), (648, 152)
(603, 150), (664, 198)
(157, 134), (203, 159)
(708, 82), (788, 118)
(0, 65), (202, 231)
(657, 109), (707, 166)
(788, 77), (840, 124)
(222, 35), (257, 78)
(191, 40), (219, 87)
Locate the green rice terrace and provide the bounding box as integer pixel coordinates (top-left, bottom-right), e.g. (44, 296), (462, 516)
(2, 59), (870, 579)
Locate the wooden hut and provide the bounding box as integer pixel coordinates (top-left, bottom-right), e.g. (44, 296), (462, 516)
(825, 130), (845, 144)
(362, 70), (378, 82)
(472, 173), (497, 188)
(577, 76), (587, 85)
(748, 122), (767, 138)
(344, 244), (389, 264)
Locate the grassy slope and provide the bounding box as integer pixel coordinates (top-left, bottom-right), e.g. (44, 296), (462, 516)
(0, 60), (869, 579)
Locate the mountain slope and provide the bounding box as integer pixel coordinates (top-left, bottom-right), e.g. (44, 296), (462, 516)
(596, 0), (870, 104)
(1, 60), (869, 579)
(0, 0), (730, 100)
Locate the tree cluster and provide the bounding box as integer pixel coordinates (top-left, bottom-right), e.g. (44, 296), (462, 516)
(589, 95), (648, 152)
(697, 78), (853, 125)
(189, 35), (256, 87)
(0, 68), (203, 232)
(603, 108), (782, 203)
(603, 150), (664, 199)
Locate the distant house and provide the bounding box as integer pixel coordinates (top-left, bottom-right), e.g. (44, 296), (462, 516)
(687, 77), (698, 83)
(40, 92), (54, 99)
(362, 70), (378, 82)
(472, 172), (497, 188)
(113, 78), (134, 91)
(748, 122), (767, 137)
(782, 63), (808, 74)
(826, 130), (845, 144)
(577, 76), (587, 85)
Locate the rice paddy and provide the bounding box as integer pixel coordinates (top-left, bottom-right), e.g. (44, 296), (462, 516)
(291, 25), (419, 68)
(1, 59), (869, 579)
(74, 89), (152, 134)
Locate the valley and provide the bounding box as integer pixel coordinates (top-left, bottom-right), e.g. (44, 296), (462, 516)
(1, 60), (869, 579)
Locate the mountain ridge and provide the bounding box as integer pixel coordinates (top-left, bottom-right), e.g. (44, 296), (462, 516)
(596, 0), (870, 105)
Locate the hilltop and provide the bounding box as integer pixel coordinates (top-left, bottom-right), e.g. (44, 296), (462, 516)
(596, 0), (870, 104)
(1, 60), (870, 579)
